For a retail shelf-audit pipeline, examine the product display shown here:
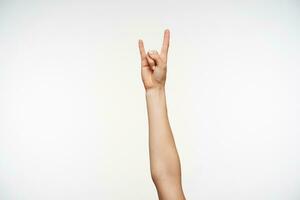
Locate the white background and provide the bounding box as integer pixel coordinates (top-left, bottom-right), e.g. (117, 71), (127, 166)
(0, 0), (300, 199)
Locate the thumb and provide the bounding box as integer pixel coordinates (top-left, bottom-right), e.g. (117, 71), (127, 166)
(147, 50), (163, 68)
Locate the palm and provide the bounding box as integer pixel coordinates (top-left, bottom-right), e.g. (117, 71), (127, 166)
(141, 55), (166, 89)
(138, 29), (170, 90)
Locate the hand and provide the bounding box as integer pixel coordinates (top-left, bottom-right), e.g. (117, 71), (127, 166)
(138, 29), (170, 91)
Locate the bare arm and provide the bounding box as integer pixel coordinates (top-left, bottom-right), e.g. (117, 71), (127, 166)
(138, 29), (186, 200)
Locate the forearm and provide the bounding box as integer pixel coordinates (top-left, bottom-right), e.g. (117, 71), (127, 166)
(145, 87), (182, 183)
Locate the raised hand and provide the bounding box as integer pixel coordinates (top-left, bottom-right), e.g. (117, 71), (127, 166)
(138, 29), (170, 91)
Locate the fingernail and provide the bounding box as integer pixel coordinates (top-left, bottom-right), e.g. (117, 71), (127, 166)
(149, 50), (156, 54)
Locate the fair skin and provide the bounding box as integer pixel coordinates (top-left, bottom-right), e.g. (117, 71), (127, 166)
(138, 29), (186, 200)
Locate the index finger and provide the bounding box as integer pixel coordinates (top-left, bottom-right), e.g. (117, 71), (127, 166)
(138, 39), (147, 59)
(160, 29), (170, 58)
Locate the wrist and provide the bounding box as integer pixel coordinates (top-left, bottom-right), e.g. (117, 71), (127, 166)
(145, 86), (168, 115)
(145, 86), (165, 96)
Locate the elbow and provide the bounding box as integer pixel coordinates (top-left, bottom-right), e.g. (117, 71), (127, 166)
(150, 154), (183, 184)
(151, 171), (162, 183)
(151, 169), (181, 184)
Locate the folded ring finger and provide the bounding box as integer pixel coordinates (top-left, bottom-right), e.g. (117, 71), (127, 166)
(146, 55), (156, 70)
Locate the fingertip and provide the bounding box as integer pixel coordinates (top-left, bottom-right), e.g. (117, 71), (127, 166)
(148, 49), (158, 55)
(147, 52), (153, 59)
